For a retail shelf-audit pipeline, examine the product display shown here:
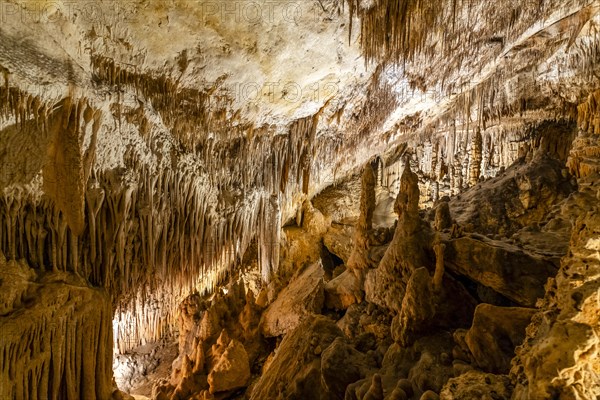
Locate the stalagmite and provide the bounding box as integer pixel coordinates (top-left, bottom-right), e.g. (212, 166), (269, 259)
(364, 161), (432, 311)
(468, 129), (483, 186)
(346, 161), (377, 283)
(568, 89), (600, 178)
(43, 97), (92, 236)
(432, 241), (446, 292)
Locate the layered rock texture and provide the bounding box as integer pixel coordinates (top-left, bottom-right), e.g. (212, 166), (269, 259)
(0, 0), (599, 399)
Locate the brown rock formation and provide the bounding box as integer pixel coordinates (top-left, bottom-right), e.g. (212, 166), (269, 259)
(0, 253), (113, 400)
(443, 237), (558, 307)
(511, 109), (600, 400)
(325, 269), (361, 310)
(207, 333), (251, 394)
(365, 162), (432, 312)
(250, 315), (343, 400)
(347, 162), (378, 279)
(260, 260), (325, 337)
(391, 244), (476, 347)
(0, 1), (598, 399)
(464, 304), (535, 374)
(440, 371), (513, 400)
(321, 338), (371, 399)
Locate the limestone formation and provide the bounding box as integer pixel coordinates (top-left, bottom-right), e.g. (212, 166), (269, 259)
(362, 374), (384, 400)
(511, 107), (600, 400)
(207, 334), (251, 394)
(321, 338), (371, 399)
(260, 260), (325, 337)
(365, 162), (431, 312)
(0, 253), (113, 400)
(446, 153), (577, 235)
(391, 248), (476, 347)
(346, 162), (378, 281)
(439, 371), (513, 400)
(387, 384), (408, 400)
(433, 201), (452, 232)
(323, 223), (355, 264)
(569, 90), (600, 178)
(464, 304), (535, 374)
(0, 0), (599, 399)
(325, 269), (361, 310)
(468, 129), (483, 187)
(443, 236), (558, 307)
(250, 315), (343, 400)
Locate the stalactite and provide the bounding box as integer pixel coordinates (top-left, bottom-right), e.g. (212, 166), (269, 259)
(401, 115), (580, 206)
(568, 89), (600, 178)
(0, 254), (113, 400)
(1, 37), (413, 356)
(0, 86), (335, 353)
(577, 89), (600, 135)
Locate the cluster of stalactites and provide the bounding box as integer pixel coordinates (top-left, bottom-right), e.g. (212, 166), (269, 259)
(349, 0), (598, 154)
(380, 118), (577, 208)
(577, 89), (600, 135)
(0, 76), (102, 234)
(0, 259), (113, 400)
(1, 48), (401, 352)
(0, 87), (328, 354)
(112, 286), (178, 354)
(346, 0), (593, 78)
(568, 89), (600, 178)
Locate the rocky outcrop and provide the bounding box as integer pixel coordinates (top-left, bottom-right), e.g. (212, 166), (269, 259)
(464, 304), (535, 374)
(250, 315), (343, 400)
(511, 109), (600, 400)
(324, 223), (355, 264)
(391, 242), (475, 346)
(391, 257), (476, 346)
(153, 280), (262, 399)
(347, 333), (457, 400)
(325, 269), (361, 310)
(446, 152), (577, 236)
(260, 260), (325, 337)
(440, 371), (513, 400)
(321, 338), (372, 399)
(207, 333), (251, 394)
(443, 236), (557, 307)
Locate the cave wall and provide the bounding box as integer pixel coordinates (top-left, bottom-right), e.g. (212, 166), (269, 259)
(510, 90), (600, 400)
(0, 253), (113, 400)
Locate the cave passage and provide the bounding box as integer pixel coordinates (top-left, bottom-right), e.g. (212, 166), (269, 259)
(1, 0), (599, 399)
